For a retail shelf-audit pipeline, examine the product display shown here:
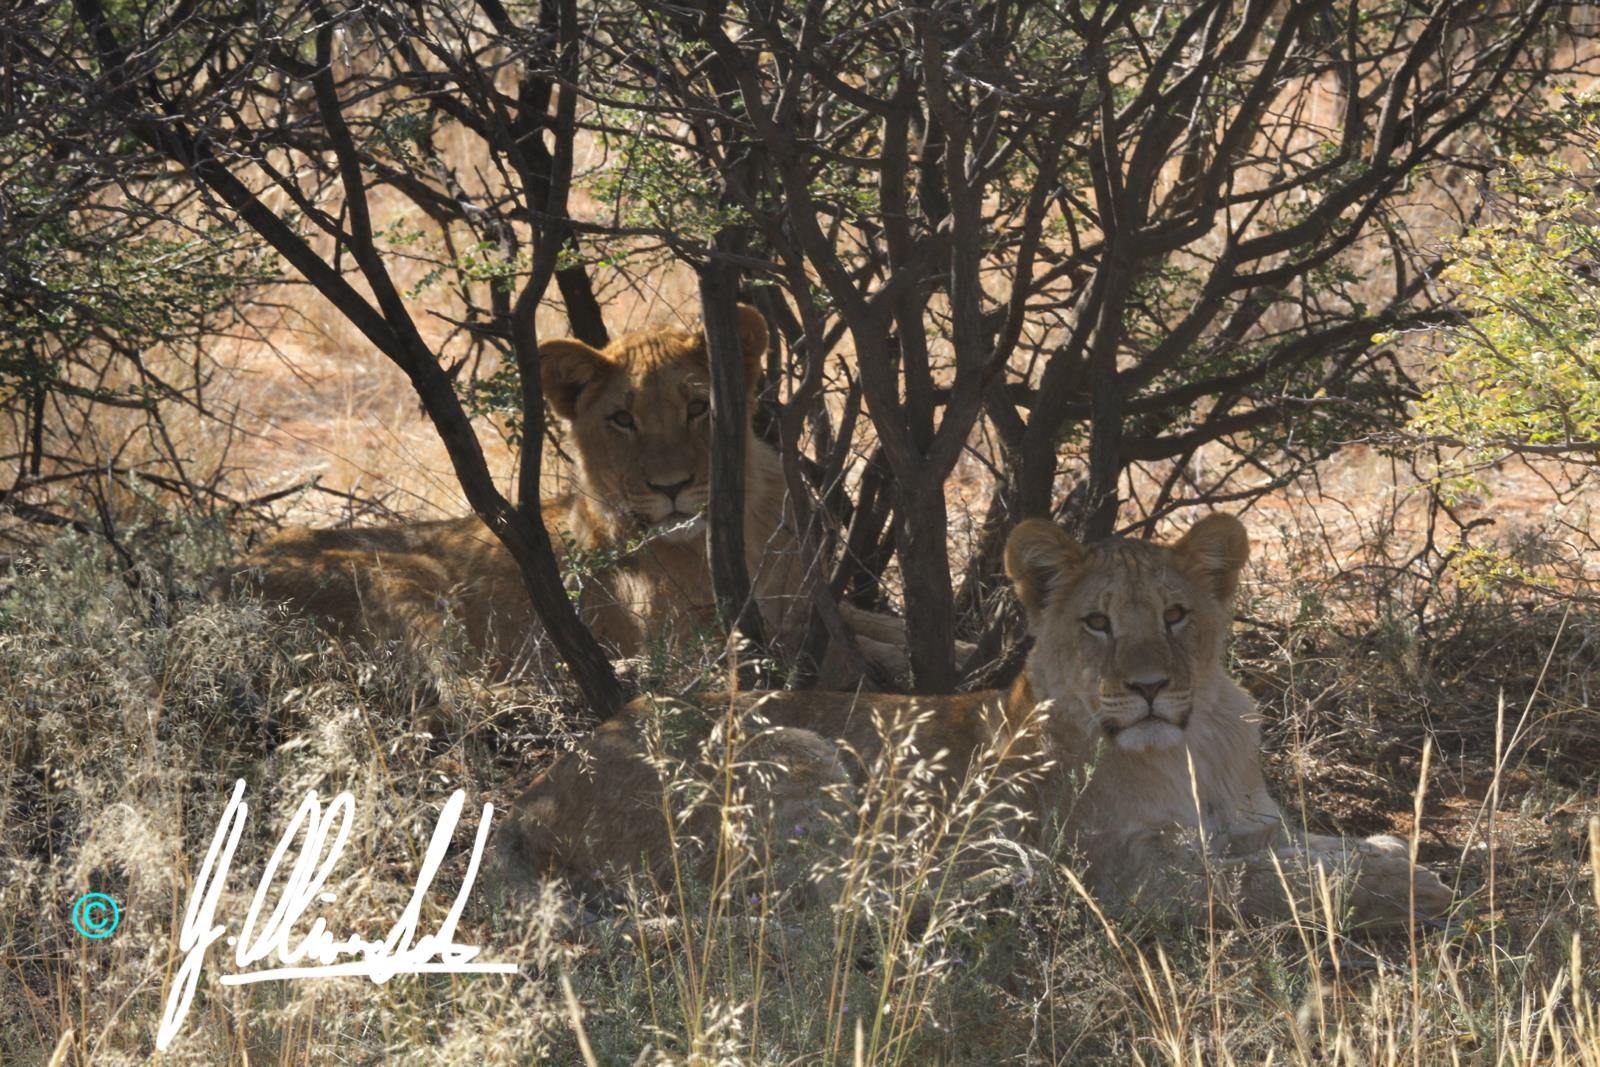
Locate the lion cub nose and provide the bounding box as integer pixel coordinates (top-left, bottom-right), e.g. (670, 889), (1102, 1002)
(649, 477), (693, 503)
(1126, 677), (1169, 707)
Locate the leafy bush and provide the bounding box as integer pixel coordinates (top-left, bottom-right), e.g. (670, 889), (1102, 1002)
(1408, 108), (1600, 479)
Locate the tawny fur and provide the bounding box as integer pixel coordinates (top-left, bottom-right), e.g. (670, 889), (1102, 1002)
(493, 514), (1454, 927)
(224, 306), (914, 686)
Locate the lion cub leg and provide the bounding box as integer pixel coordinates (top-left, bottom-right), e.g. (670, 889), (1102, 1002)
(1218, 833), (1453, 927)
(490, 698), (853, 904)
(835, 602), (981, 683)
(1100, 825), (1452, 928)
(1293, 832), (1453, 925)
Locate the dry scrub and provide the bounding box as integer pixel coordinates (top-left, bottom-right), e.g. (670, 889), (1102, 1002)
(2, 520), (1599, 1064)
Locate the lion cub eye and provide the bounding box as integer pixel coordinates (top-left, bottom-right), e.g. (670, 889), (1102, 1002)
(609, 411), (636, 430)
(686, 398), (709, 419)
(1164, 604), (1188, 628)
(1083, 612), (1112, 635)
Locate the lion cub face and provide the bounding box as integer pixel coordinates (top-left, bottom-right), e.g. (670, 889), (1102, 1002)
(1005, 514), (1250, 753)
(539, 306), (768, 541)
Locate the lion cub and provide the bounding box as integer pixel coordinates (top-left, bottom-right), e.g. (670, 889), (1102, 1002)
(493, 514), (1454, 927)
(223, 306), (915, 687)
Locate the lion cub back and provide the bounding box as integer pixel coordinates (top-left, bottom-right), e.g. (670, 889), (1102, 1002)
(224, 516), (542, 656)
(489, 686), (1032, 896)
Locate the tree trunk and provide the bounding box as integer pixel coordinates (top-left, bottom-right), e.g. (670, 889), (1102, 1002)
(895, 473), (958, 693)
(700, 260), (767, 663)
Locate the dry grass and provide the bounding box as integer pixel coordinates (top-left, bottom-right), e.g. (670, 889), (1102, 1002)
(2, 509), (1598, 1064)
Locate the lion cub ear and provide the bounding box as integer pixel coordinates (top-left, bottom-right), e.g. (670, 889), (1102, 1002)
(1173, 513), (1251, 606)
(539, 338), (613, 420)
(735, 303), (769, 379)
(1005, 519), (1087, 614)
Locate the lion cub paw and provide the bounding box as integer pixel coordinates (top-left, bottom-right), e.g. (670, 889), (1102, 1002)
(1348, 842), (1454, 924)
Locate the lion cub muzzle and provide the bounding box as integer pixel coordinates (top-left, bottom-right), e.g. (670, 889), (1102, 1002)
(1098, 672), (1195, 752)
(626, 478), (707, 535)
